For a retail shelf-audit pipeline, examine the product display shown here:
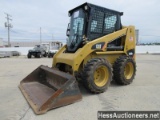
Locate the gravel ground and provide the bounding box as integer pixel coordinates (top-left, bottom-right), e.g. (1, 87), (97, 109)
(0, 55), (160, 120)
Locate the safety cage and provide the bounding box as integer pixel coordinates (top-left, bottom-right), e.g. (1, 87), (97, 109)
(69, 2), (123, 41)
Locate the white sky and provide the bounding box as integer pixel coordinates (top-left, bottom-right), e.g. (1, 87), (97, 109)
(0, 0), (160, 43)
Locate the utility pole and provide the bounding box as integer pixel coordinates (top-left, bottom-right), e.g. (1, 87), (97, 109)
(40, 27), (42, 44)
(4, 13), (13, 47)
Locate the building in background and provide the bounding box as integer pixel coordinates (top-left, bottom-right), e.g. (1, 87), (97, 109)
(10, 41), (42, 47)
(9, 41), (63, 47)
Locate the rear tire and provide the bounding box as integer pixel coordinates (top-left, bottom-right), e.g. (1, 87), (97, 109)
(27, 53), (31, 58)
(113, 56), (136, 85)
(37, 53), (41, 58)
(81, 58), (112, 93)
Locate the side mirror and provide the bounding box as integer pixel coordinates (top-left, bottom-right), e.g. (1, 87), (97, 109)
(66, 23), (70, 37)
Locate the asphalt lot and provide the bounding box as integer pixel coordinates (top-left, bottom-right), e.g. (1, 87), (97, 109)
(0, 55), (160, 120)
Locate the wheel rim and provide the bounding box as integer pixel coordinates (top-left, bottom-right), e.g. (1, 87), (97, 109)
(124, 62), (134, 79)
(94, 66), (109, 87)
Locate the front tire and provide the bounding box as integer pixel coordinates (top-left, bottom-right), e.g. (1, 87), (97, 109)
(113, 56), (136, 85)
(82, 58), (112, 93)
(48, 53), (51, 58)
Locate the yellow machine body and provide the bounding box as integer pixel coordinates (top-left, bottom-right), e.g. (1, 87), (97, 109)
(53, 26), (136, 73)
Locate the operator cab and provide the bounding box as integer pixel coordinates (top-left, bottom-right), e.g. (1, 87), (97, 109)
(66, 2), (123, 52)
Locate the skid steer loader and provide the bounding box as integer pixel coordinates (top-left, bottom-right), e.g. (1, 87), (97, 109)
(19, 2), (136, 114)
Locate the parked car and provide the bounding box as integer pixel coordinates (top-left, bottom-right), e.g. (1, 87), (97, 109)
(27, 45), (47, 58)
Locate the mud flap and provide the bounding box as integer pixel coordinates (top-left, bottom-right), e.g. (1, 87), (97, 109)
(19, 65), (82, 114)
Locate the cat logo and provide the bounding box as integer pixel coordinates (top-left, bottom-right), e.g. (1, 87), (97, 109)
(96, 44), (102, 49)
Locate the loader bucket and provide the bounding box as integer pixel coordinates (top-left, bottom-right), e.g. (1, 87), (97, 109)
(19, 65), (82, 114)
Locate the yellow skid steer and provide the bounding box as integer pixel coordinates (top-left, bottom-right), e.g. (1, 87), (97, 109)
(19, 2), (136, 114)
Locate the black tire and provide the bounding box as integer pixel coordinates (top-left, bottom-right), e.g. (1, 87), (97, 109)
(37, 53), (41, 58)
(81, 58), (112, 93)
(43, 52), (47, 57)
(27, 53), (31, 58)
(113, 56), (136, 85)
(48, 53), (51, 58)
